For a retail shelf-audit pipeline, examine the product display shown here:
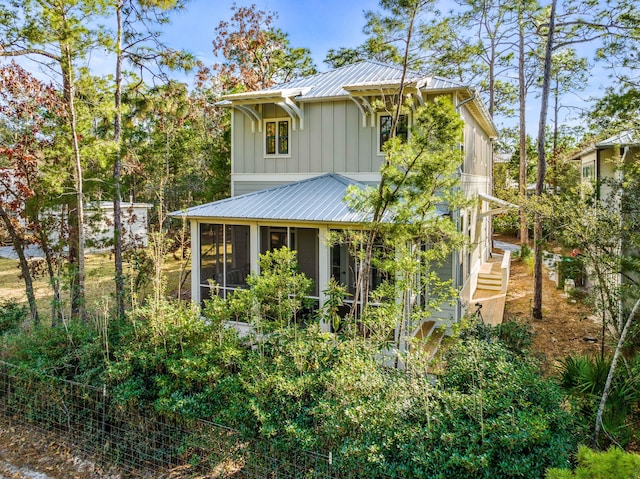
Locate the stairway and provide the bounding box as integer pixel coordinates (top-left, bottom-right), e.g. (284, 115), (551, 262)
(413, 320), (447, 360)
(476, 261), (503, 291)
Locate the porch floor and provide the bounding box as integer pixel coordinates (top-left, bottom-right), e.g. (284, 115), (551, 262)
(470, 289), (506, 326)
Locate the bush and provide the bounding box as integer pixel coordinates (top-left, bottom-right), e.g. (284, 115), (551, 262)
(546, 446), (640, 479)
(496, 318), (534, 355)
(1, 319), (107, 384)
(557, 354), (640, 447)
(0, 300), (27, 334)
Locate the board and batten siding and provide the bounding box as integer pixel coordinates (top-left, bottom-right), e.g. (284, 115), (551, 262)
(232, 100), (383, 186)
(429, 255), (458, 322)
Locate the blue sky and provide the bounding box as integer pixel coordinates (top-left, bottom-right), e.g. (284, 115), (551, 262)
(162, 0), (372, 73)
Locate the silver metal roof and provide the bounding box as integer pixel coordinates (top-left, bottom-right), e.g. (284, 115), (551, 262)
(570, 130), (640, 159)
(221, 61), (497, 137)
(172, 174), (372, 224)
(225, 61), (468, 102)
(265, 61), (424, 100)
(596, 131), (639, 147)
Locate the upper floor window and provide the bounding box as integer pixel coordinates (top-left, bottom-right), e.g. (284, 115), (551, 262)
(379, 113), (408, 153)
(265, 118), (290, 156)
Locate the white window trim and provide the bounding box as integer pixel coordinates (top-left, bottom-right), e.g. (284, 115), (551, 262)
(376, 112), (410, 155)
(263, 117), (291, 158)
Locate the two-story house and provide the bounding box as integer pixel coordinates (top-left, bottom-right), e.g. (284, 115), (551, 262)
(573, 131), (639, 200)
(176, 61), (500, 334)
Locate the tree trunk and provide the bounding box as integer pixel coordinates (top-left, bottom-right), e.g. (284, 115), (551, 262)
(0, 206), (38, 324)
(593, 295), (640, 447)
(31, 215), (62, 325)
(532, 0), (556, 321)
(113, 0), (125, 319)
(518, 8), (528, 245)
(62, 44), (86, 321)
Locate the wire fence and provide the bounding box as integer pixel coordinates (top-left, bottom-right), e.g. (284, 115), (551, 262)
(0, 361), (391, 478)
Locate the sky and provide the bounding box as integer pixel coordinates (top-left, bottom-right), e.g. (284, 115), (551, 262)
(3, 0), (614, 136)
(162, 0), (372, 74)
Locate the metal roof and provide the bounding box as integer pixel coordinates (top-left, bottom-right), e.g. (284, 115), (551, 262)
(220, 61), (497, 138)
(570, 130), (640, 159)
(596, 131), (640, 147)
(224, 61), (468, 102)
(172, 174), (372, 224)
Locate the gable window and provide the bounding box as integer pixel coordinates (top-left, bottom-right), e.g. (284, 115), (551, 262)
(379, 113), (408, 152)
(265, 118), (290, 156)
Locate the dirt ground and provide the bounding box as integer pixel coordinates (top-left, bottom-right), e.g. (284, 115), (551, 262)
(0, 418), (106, 479)
(501, 244), (605, 374)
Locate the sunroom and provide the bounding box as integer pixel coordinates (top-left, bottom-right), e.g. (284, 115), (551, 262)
(174, 173), (459, 331)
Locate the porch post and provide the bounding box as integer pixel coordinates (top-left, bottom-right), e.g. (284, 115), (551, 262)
(190, 220), (200, 304)
(318, 226), (330, 332)
(250, 224), (259, 274)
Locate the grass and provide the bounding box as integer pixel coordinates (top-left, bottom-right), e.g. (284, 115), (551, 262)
(0, 248), (190, 324)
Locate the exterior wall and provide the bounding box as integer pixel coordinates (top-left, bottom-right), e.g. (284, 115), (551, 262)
(429, 254), (458, 322)
(598, 148), (618, 200)
(232, 100), (384, 186)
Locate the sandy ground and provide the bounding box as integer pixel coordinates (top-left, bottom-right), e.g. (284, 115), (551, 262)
(503, 253), (604, 373)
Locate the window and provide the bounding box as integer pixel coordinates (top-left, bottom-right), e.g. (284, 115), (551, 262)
(260, 226), (319, 297)
(379, 113), (408, 152)
(200, 224), (250, 300)
(582, 162), (595, 180)
(265, 119), (290, 156)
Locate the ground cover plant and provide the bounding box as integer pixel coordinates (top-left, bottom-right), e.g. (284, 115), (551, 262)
(0, 250), (583, 478)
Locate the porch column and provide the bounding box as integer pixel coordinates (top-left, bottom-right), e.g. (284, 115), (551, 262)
(250, 224), (259, 274)
(318, 226), (330, 332)
(191, 220), (200, 304)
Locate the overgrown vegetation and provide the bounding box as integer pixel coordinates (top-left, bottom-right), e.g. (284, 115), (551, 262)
(0, 251), (585, 477)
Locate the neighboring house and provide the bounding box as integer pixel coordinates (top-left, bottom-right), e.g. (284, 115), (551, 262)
(573, 131), (639, 200)
(175, 61), (503, 335)
(84, 201), (153, 250)
(571, 131), (640, 294)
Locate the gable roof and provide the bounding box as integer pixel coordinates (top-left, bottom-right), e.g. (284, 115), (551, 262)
(223, 61), (469, 102)
(571, 130), (640, 159)
(172, 174), (371, 224)
(220, 61), (497, 138)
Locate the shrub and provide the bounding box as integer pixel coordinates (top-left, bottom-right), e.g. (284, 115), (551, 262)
(546, 445), (640, 479)
(557, 354), (640, 447)
(0, 300), (27, 334)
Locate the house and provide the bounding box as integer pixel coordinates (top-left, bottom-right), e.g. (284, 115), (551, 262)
(571, 131), (640, 294)
(175, 61), (505, 336)
(573, 131), (639, 200)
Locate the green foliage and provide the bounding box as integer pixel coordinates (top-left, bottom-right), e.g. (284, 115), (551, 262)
(1, 319), (107, 385)
(557, 354), (640, 446)
(435, 339), (578, 478)
(546, 446), (640, 479)
(224, 247), (313, 328)
(496, 318), (534, 356)
(0, 300), (27, 335)
(108, 299), (244, 417)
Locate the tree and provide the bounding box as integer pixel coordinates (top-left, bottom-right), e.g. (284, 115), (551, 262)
(0, 0), (113, 321)
(531, 0), (638, 320)
(547, 49), (588, 193)
(211, 3), (316, 92)
(110, 0), (192, 318)
(0, 63), (64, 324)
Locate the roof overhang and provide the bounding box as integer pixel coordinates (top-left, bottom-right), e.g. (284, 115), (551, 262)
(478, 192), (519, 218)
